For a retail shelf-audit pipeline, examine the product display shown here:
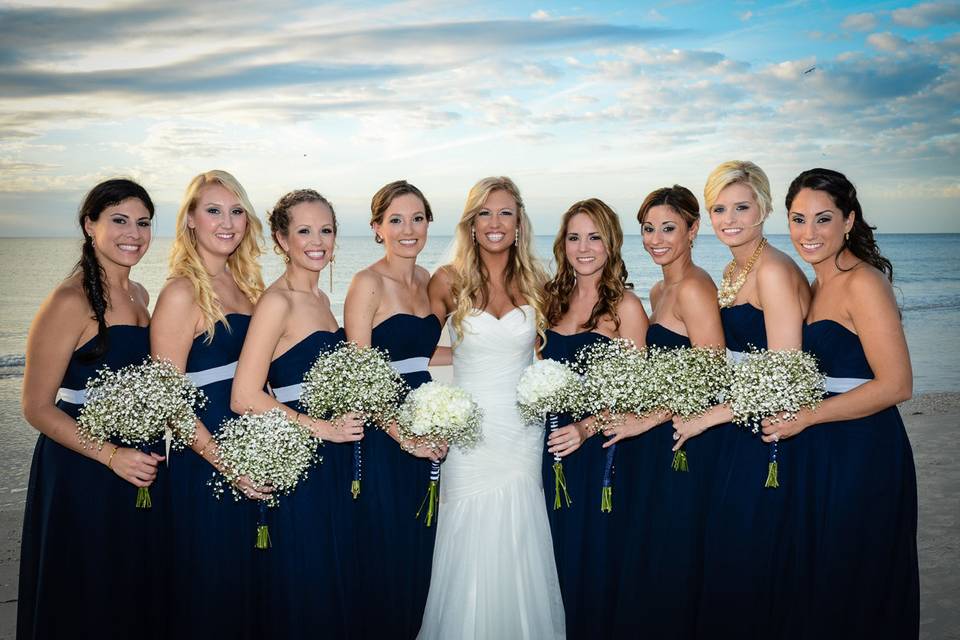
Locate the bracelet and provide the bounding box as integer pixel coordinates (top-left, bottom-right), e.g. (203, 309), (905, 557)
(294, 412), (304, 425)
(106, 445), (119, 469)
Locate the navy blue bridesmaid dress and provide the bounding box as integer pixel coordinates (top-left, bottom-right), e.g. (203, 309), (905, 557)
(540, 329), (612, 640)
(169, 314), (260, 639)
(263, 328), (356, 639)
(18, 325), (168, 640)
(795, 320), (919, 638)
(357, 314), (441, 639)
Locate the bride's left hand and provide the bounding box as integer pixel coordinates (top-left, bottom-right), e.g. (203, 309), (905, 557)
(402, 437), (449, 463)
(547, 423), (589, 457)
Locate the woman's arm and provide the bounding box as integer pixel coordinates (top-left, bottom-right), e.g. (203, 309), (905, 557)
(677, 276), (725, 349)
(343, 269), (381, 348)
(756, 256), (806, 351)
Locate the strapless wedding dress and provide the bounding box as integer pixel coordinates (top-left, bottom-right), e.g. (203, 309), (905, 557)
(417, 306), (566, 640)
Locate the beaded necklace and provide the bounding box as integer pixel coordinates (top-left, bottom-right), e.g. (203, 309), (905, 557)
(718, 237), (767, 308)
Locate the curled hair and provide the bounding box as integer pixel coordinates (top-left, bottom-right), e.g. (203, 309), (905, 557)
(168, 170), (265, 342)
(447, 176), (548, 345)
(268, 189), (337, 254)
(545, 198), (632, 331)
(370, 180), (433, 243)
(704, 160), (773, 219)
(785, 168), (893, 282)
(637, 184), (700, 227)
(74, 178), (154, 361)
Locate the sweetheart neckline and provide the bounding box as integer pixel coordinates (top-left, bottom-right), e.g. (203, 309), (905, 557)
(471, 304), (532, 321)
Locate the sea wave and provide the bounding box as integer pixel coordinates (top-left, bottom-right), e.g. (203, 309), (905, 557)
(0, 353), (25, 379)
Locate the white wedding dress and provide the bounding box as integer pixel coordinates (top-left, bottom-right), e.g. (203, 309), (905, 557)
(417, 306), (566, 640)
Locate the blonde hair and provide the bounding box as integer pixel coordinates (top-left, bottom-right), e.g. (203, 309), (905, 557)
(703, 160), (773, 220)
(448, 176), (548, 345)
(545, 198), (632, 331)
(169, 170), (265, 342)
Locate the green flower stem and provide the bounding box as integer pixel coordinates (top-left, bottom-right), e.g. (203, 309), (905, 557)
(600, 486), (613, 513)
(671, 449), (689, 472)
(416, 480), (439, 527)
(135, 486), (152, 509)
(255, 525), (271, 549)
(765, 461), (779, 489)
(553, 461), (572, 510)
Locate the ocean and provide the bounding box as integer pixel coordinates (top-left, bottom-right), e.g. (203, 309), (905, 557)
(1, 234), (958, 506)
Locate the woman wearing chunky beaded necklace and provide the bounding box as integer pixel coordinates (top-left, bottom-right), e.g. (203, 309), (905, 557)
(671, 161), (811, 637)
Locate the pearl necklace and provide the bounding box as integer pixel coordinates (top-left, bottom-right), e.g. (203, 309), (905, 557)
(718, 237), (767, 308)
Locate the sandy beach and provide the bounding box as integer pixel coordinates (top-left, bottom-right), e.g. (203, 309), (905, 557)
(0, 392), (957, 639)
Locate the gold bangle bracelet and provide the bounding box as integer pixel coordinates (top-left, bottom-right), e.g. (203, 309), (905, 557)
(106, 445), (119, 469)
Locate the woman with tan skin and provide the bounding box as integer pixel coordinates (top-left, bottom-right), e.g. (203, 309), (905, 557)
(768, 168), (918, 638)
(230, 189), (364, 638)
(343, 180), (446, 640)
(18, 179), (167, 640)
(151, 170), (267, 640)
(539, 198), (647, 640)
(672, 161), (811, 637)
(418, 177), (564, 640)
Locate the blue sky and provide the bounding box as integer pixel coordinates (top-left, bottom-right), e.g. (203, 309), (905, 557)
(0, 0), (957, 236)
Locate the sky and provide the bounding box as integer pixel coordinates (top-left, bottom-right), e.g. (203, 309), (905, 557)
(0, 0), (958, 237)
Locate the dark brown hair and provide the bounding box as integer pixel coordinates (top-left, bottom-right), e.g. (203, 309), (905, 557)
(637, 184), (700, 227)
(370, 180), (433, 243)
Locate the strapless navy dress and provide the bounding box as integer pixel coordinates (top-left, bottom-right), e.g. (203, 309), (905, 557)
(540, 329), (612, 640)
(169, 314), (261, 639)
(792, 320), (919, 639)
(608, 323), (724, 639)
(357, 314), (441, 639)
(17, 325), (168, 640)
(263, 328), (356, 638)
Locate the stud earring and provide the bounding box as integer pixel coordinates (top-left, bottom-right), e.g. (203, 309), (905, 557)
(375, 233), (383, 244)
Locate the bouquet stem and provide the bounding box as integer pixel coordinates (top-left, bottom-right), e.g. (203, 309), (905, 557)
(352, 439), (363, 500)
(255, 502), (271, 550)
(671, 448), (689, 472)
(136, 486), (152, 509)
(548, 413), (572, 510)
(764, 441), (779, 489)
(601, 443), (616, 513)
(417, 461), (441, 527)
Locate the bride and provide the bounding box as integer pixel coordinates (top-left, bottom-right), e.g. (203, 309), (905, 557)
(420, 177), (565, 639)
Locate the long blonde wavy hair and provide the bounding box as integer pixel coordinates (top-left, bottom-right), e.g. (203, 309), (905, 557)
(168, 170), (265, 342)
(448, 176), (548, 346)
(544, 198), (632, 331)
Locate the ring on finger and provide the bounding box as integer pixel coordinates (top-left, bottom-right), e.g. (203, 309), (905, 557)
(772, 432), (781, 442)
(672, 432), (681, 441)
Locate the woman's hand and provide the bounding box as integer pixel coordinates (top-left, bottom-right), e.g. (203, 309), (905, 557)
(402, 437), (448, 463)
(105, 447), (164, 487)
(761, 409), (813, 443)
(234, 474), (274, 501)
(310, 412), (365, 443)
(602, 410), (670, 447)
(547, 422), (590, 457)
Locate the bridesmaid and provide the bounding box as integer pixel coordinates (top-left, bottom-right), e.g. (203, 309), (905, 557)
(761, 168), (918, 638)
(603, 185), (725, 639)
(539, 198), (647, 640)
(343, 180), (446, 640)
(672, 161), (811, 638)
(18, 179), (166, 639)
(150, 170), (267, 640)
(230, 189), (364, 638)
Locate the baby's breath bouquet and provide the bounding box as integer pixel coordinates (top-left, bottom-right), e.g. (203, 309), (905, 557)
(728, 348), (825, 487)
(209, 408), (319, 549)
(650, 346), (731, 472)
(397, 381), (483, 526)
(517, 358), (583, 510)
(77, 357), (205, 508)
(300, 342), (408, 498)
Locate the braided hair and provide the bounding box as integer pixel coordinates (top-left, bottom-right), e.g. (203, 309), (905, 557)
(75, 179), (155, 361)
(785, 168), (893, 282)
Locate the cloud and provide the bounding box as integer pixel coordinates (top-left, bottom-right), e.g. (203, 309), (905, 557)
(740, 11), (754, 21)
(867, 31), (911, 52)
(891, 1), (960, 28)
(841, 12), (878, 31)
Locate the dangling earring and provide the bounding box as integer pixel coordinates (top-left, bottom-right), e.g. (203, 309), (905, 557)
(472, 227), (476, 243)
(514, 228), (519, 246)
(375, 234), (383, 244)
(844, 231), (850, 243)
(329, 253), (335, 291)
(689, 238), (695, 249)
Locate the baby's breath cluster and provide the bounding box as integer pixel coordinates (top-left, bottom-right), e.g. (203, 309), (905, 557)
(652, 346), (731, 419)
(300, 342), (408, 428)
(729, 348), (826, 432)
(210, 408), (318, 508)
(397, 382), (483, 449)
(77, 357), (204, 450)
(516, 358), (583, 424)
(575, 338), (659, 429)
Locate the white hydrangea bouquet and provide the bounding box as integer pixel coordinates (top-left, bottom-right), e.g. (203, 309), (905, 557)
(300, 342), (408, 499)
(517, 358), (583, 510)
(728, 348), (825, 488)
(209, 408), (319, 549)
(77, 357), (205, 508)
(397, 381), (483, 526)
(649, 346), (731, 472)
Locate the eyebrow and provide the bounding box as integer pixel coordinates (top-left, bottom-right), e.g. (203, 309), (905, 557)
(791, 209), (834, 216)
(203, 201), (243, 208)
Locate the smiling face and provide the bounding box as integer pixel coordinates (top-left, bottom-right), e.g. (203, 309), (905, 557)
(277, 200), (336, 272)
(564, 212), (608, 278)
(84, 197), (152, 268)
(788, 187), (854, 266)
(473, 189), (518, 254)
(641, 204), (698, 267)
(709, 182), (765, 249)
(372, 192), (429, 259)
(187, 182), (248, 258)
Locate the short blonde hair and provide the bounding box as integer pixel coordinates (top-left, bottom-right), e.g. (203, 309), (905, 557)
(703, 160), (773, 218)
